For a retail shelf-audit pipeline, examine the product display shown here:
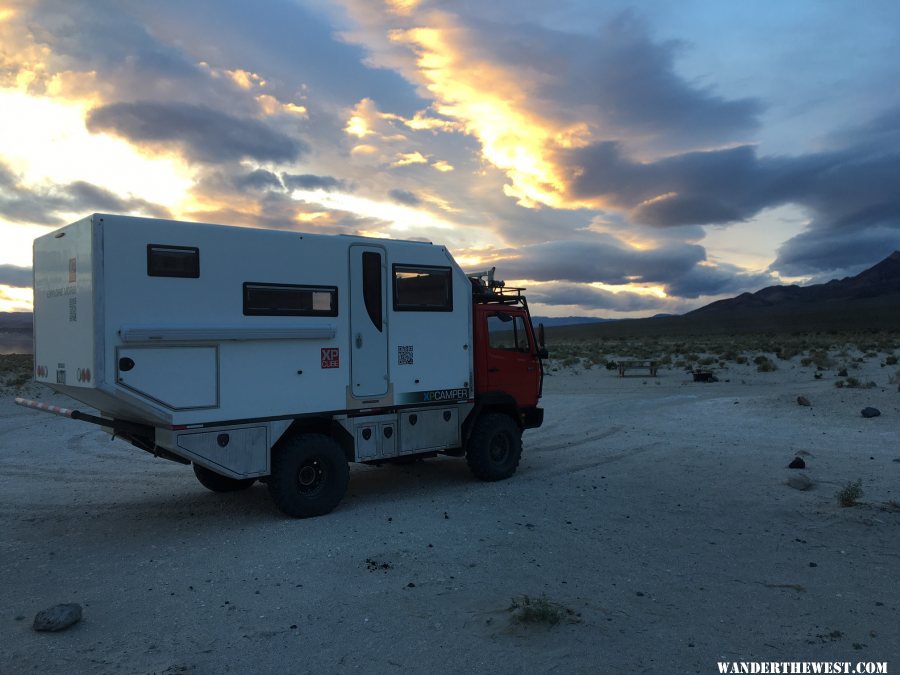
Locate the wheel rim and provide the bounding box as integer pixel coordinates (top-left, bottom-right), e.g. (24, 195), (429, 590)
(297, 458), (327, 496)
(488, 433), (510, 463)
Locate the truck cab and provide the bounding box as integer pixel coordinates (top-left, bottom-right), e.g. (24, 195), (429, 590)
(469, 269), (545, 432)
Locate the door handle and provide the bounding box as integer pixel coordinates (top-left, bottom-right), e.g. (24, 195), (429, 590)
(488, 367), (500, 373)
(355, 333), (363, 348)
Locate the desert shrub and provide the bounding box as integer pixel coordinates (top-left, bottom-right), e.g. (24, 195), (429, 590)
(886, 355), (898, 366)
(735, 355), (748, 365)
(562, 356), (579, 368)
(605, 360), (618, 371)
(508, 595), (577, 625)
(835, 380), (845, 388)
(754, 356), (777, 372)
(843, 377), (876, 389)
(836, 479), (863, 507)
(887, 370), (900, 385)
(837, 367), (849, 377)
(698, 356), (715, 366)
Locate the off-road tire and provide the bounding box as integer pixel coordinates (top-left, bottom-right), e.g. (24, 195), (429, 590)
(268, 433), (349, 518)
(466, 413), (522, 481)
(192, 463), (256, 492)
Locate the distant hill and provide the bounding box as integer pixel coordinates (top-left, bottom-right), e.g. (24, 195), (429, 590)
(549, 251), (900, 339)
(532, 316), (613, 328)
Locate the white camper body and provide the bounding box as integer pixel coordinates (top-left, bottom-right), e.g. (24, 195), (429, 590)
(32, 214), (473, 479)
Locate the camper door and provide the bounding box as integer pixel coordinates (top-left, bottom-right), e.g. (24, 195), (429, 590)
(349, 245), (389, 397)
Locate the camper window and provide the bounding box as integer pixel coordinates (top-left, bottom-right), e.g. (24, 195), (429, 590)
(147, 244), (200, 278)
(243, 282), (338, 317)
(393, 265), (452, 312)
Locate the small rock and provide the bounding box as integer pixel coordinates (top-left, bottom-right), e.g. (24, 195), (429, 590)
(787, 474), (814, 491)
(33, 603), (82, 632)
(788, 457), (806, 469)
(797, 396), (811, 407)
(809, 562), (818, 567)
(861, 407), (881, 418)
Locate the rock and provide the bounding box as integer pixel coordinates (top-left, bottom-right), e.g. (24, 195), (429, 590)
(787, 474), (814, 491)
(797, 396), (811, 406)
(32, 603), (82, 632)
(788, 457), (806, 469)
(861, 407), (881, 418)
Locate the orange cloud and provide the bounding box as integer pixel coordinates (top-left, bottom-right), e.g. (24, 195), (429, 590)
(385, 15), (592, 209)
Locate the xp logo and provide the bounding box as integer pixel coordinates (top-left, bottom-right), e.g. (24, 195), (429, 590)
(321, 347), (340, 369)
(75, 368), (92, 383)
(35, 365), (48, 378)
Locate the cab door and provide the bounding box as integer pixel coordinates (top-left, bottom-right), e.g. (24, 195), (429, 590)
(477, 306), (540, 408)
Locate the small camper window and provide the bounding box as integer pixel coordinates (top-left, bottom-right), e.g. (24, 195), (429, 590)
(393, 265), (452, 312)
(147, 244), (199, 278)
(243, 282), (338, 317)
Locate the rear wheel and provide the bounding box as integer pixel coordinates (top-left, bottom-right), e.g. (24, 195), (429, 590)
(192, 463), (256, 492)
(466, 413), (522, 481)
(268, 433), (349, 518)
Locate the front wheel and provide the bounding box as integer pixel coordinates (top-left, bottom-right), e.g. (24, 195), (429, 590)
(193, 463), (256, 492)
(466, 413), (522, 481)
(267, 433), (349, 518)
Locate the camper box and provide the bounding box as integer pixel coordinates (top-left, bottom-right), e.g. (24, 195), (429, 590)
(23, 214), (545, 517)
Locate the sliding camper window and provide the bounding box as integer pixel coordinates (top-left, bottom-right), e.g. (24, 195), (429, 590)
(393, 264), (453, 312)
(147, 244), (200, 278)
(243, 282), (338, 317)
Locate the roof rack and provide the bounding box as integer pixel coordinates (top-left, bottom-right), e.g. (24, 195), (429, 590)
(467, 267), (528, 306)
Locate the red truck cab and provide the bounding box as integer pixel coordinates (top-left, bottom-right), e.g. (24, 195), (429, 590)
(470, 274), (545, 431)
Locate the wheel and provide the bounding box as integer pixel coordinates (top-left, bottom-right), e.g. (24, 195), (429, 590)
(192, 463), (256, 492)
(267, 433), (349, 518)
(466, 413), (522, 481)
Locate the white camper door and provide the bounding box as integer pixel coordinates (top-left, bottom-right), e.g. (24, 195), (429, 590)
(349, 245), (388, 397)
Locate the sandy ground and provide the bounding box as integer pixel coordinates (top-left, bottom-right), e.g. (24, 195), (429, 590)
(1, 356), (898, 674)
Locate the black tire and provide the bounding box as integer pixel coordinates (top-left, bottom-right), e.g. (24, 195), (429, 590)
(192, 463), (256, 492)
(267, 433), (349, 518)
(466, 413), (522, 481)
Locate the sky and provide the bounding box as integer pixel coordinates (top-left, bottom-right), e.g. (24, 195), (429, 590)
(1, 0), (900, 317)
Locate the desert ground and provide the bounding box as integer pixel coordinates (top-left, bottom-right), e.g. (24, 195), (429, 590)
(1, 340), (898, 674)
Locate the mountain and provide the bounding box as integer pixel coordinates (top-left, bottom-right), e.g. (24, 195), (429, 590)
(548, 251), (900, 339)
(532, 316), (614, 328)
(690, 251), (900, 314)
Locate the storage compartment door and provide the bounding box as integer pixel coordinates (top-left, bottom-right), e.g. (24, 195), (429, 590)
(117, 346), (218, 409)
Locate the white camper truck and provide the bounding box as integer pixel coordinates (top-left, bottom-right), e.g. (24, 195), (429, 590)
(18, 214), (546, 517)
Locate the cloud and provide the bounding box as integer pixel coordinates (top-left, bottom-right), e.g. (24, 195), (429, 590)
(0, 160), (170, 226)
(479, 11), (763, 150)
(86, 102), (308, 163)
(388, 188), (420, 206)
(0, 265), (32, 288)
(528, 283), (662, 311)
(490, 238), (705, 286)
(282, 174), (348, 192)
(234, 169), (284, 191)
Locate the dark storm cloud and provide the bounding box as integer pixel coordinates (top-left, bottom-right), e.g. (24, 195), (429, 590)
(234, 170), (283, 192)
(87, 102), (308, 163)
(665, 263), (777, 300)
(473, 11), (762, 149)
(0, 160), (170, 226)
(282, 174), (349, 192)
(491, 238), (705, 286)
(561, 105), (900, 277)
(0, 265), (32, 288)
(528, 283), (661, 311)
(388, 189), (420, 206)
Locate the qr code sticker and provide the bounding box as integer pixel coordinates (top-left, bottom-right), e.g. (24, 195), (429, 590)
(68, 297), (77, 322)
(398, 345), (414, 365)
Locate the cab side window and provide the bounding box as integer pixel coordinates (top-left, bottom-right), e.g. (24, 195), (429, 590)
(487, 313), (530, 352)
